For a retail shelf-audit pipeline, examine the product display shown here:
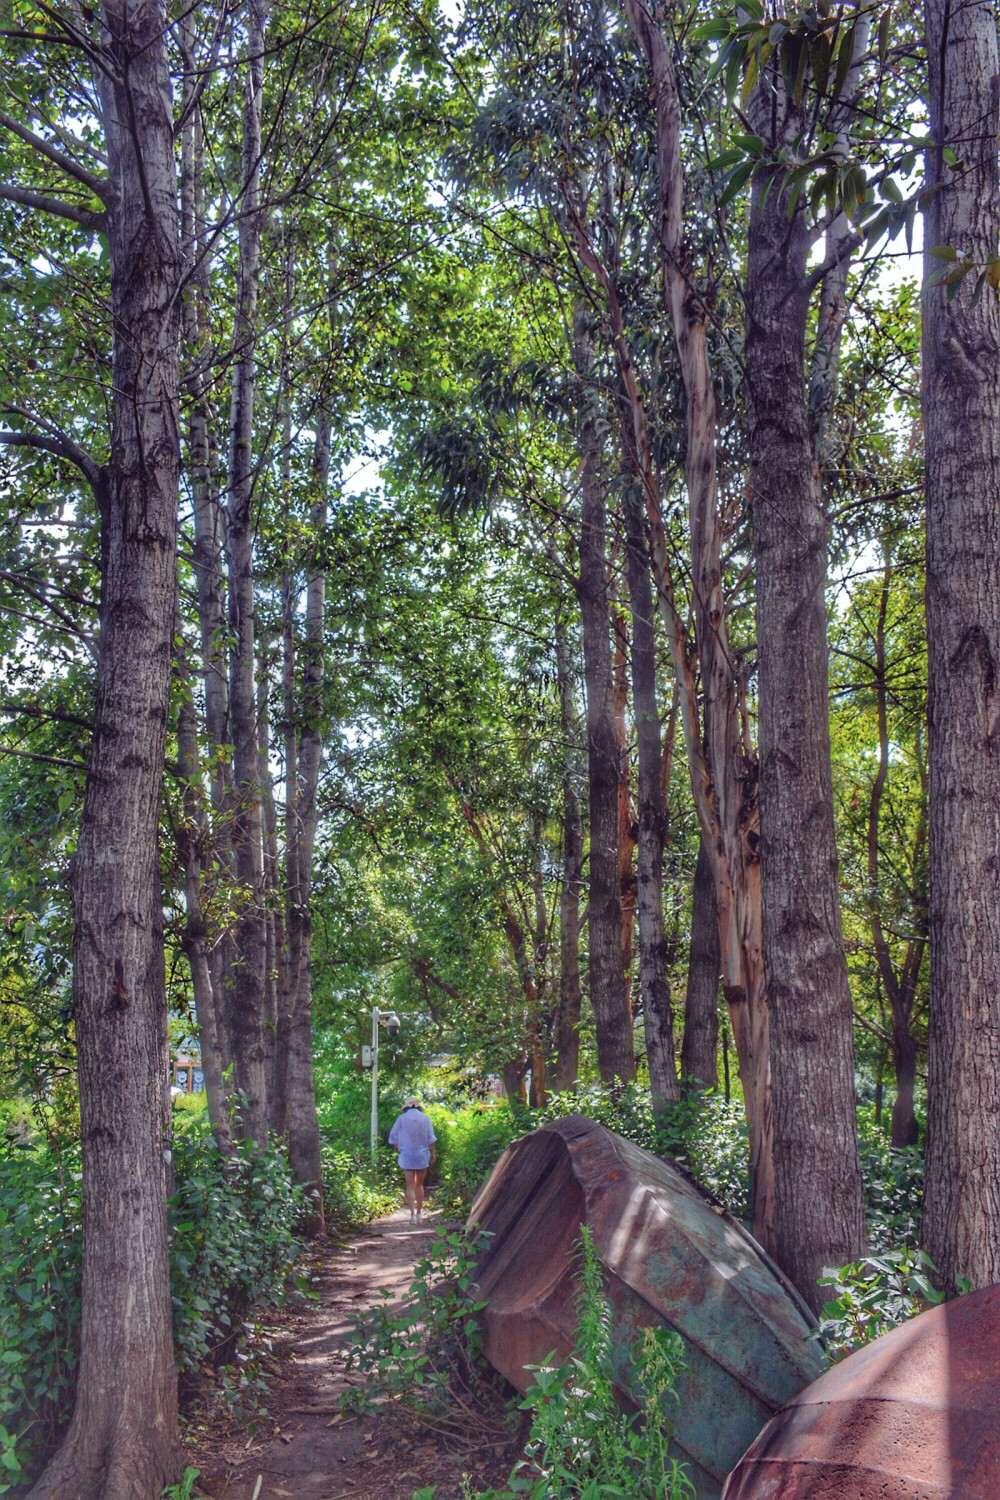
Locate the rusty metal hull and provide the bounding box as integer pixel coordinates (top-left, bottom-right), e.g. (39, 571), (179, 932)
(722, 1281), (1000, 1500)
(468, 1115), (823, 1498)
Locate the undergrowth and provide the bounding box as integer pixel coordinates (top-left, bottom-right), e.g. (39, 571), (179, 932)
(0, 1117), (306, 1487)
(321, 1145), (397, 1231)
(341, 1228), (495, 1424)
(408, 1227), (694, 1500)
(429, 1088), (927, 1263)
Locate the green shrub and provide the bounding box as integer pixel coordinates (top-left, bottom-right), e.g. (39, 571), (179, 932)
(342, 1227), (493, 1421)
(432, 1087), (752, 1223)
(169, 1121), (306, 1373)
(413, 1228), (695, 1500)
(0, 1118), (307, 1484)
(856, 1113), (924, 1251)
(817, 1247), (950, 1362)
(0, 1140), (81, 1491)
(506, 1228), (695, 1500)
(321, 1146), (397, 1230)
(432, 1103), (523, 1215)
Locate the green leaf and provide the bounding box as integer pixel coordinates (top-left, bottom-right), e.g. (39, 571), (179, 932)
(832, 20), (858, 102)
(719, 160), (755, 207)
(691, 18), (734, 40)
(877, 6), (892, 66)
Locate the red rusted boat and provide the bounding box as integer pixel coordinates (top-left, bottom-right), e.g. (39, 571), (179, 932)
(468, 1115), (824, 1499)
(723, 1281), (1000, 1499)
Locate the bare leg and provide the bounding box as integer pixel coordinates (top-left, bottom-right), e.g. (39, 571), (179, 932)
(403, 1169), (417, 1215)
(413, 1169), (427, 1213)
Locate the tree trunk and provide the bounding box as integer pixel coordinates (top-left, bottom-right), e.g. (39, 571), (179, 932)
(552, 604), (584, 1092)
(225, 0), (269, 1147)
(744, 80), (866, 1305)
(257, 645), (285, 1121)
(273, 558), (296, 1137)
(176, 669), (233, 1156)
(596, 0), (775, 1241)
(573, 312), (634, 1083)
(502, 1058), (528, 1106)
(270, 242), (297, 1137)
(921, 0), (1000, 1291)
(179, 26), (233, 1077)
(681, 839), (719, 1092)
(611, 587), (636, 1007)
(27, 4), (183, 1493)
(623, 488), (678, 1105)
(285, 410), (331, 1232)
(891, 1021), (919, 1152)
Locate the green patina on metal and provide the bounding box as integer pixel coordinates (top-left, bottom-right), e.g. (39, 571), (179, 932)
(469, 1115), (824, 1499)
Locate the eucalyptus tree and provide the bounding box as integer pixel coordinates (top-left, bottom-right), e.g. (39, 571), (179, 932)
(920, 0), (1000, 1291)
(742, 74), (867, 1299)
(619, 0), (776, 1226)
(167, 0), (456, 1188)
(697, 0), (922, 1295)
(222, 0), (271, 1150)
(464, 0), (695, 1089)
(0, 0), (187, 1489)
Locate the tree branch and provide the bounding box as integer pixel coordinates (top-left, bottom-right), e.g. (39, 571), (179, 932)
(0, 110), (108, 201)
(0, 181), (105, 232)
(0, 427), (107, 501)
(0, 745), (86, 769)
(805, 229), (863, 296)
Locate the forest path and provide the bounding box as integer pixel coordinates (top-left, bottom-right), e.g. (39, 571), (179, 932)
(189, 1208), (514, 1500)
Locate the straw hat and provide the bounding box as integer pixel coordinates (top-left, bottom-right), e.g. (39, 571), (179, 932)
(403, 1094), (422, 1109)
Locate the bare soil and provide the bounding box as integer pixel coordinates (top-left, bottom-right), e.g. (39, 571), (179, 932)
(184, 1208), (520, 1500)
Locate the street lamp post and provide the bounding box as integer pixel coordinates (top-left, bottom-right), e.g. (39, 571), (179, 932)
(369, 1006), (400, 1164)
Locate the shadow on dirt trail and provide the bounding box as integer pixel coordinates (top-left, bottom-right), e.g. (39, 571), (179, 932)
(188, 1208), (517, 1500)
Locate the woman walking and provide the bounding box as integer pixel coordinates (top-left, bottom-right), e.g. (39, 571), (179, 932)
(388, 1095), (437, 1222)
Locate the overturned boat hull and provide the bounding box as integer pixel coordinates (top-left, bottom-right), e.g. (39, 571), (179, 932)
(723, 1281), (1000, 1499)
(469, 1115), (824, 1498)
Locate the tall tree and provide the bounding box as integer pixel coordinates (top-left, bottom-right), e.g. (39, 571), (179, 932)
(920, 0), (1000, 1291)
(574, 314), (636, 1084)
(552, 600), (584, 1090)
(743, 57), (866, 1303)
(21, 0), (184, 1492)
(623, 481), (678, 1104)
(617, 0), (775, 1243)
(681, 839), (719, 1091)
(225, 0), (270, 1147)
(283, 406), (332, 1230)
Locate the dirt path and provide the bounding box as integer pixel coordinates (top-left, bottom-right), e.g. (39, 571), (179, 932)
(188, 1209), (515, 1500)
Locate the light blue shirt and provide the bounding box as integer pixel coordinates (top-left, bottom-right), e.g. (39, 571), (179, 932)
(388, 1107), (436, 1168)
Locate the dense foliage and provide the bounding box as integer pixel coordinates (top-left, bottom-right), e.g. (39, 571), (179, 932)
(0, 0), (997, 1488)
(0, 1118), (305, 1486)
